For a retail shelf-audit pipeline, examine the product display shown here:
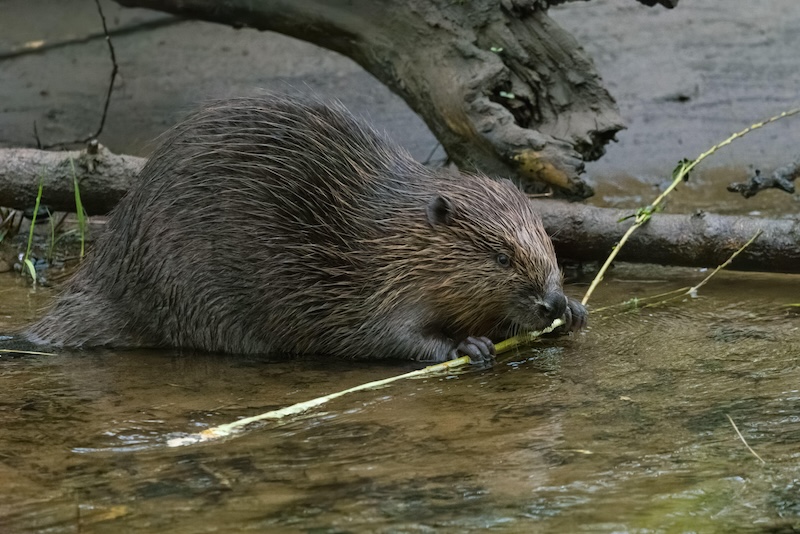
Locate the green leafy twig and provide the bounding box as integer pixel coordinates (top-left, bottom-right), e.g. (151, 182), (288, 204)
(581, 106), (800, 307)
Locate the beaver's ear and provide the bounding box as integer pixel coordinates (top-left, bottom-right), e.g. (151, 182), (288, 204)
(426, 195), (455, 227)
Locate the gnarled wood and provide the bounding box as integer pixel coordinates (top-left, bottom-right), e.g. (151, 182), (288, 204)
(112, 0), (634, 198)
(1, 146), (797, 274)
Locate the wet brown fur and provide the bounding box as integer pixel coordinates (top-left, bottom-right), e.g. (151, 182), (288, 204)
(25, 95), (582, 361)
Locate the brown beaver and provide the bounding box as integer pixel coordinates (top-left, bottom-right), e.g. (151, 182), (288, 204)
(25, 95), (586, 363)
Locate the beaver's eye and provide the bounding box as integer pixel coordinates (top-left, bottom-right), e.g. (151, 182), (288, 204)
(496, 253), (511, 268)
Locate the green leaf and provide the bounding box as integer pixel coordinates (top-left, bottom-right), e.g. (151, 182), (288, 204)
(23, 258), (37, 284)
(671, 158), (694, 182)
(23, 176), (44, 269)
(70, 157), (87, 258)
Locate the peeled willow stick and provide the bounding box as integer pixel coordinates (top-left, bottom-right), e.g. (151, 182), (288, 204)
(167, 355), (471, 446)
(726, 414), (766, 464)
(0, 349), (57, 356)
(168, 110), (796, 448)
(494, 319), (562, 354)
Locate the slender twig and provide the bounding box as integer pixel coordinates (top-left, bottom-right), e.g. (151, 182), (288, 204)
(0, 16), (177, 61)
(41, 0), (119, 149)
(590, 287), (690, 314)
(33, 120), (42, 149)
(0, 349), (57, 356)
(580, 106), (800, 307)
(685, 230), (763, 295)
(86, 0), (118, 143)
(638, 229), (763, 309)
(591, 229), (763, 316)
(423, 142), (442, 166)
(726, 414), (766, 464)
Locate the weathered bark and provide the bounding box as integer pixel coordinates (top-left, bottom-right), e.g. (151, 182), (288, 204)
(0, 146), (797, 273)
(0, 145), (141, 215)
(112, 0), (632, 198)
(727, 159), (798, 198)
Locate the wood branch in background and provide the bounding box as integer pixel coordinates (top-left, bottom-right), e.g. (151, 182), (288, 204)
(1, 145), (797, 274)
(532, 199), (800, 274)
(0, 144), (141, 215)
(727, 160), (799, 198)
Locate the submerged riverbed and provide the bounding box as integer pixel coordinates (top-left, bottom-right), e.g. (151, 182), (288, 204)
(1, 262), (798, 533)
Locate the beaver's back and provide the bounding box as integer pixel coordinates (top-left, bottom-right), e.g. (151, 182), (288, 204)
(25, 95), (582, 361)
(27, 96), (434, 354)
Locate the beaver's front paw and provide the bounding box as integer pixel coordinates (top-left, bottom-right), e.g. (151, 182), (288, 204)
(448, 336), (496, 365)
(561, 298), (588, 332)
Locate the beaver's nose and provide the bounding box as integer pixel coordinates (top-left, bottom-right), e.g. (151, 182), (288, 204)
(539, 291), (567, 322)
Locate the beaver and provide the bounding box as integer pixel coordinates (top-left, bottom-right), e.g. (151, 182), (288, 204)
(25, 95), (587, 363)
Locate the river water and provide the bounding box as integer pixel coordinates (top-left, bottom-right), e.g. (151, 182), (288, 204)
(2, 0), (799, 530)
(1, 256), (798, 533)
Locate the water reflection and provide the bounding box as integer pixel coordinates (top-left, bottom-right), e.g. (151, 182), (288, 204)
(1, 266), (799, 532)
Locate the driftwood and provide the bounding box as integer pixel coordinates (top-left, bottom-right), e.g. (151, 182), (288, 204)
(109, 0), (651, 198)
(0, 144), (141, 215)
(0, 145), (797, 274)
(533, 200), (800, 274)
(727, 160), (799, 198)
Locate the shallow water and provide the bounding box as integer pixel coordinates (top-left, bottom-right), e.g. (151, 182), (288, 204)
(1, 264), (799, 533)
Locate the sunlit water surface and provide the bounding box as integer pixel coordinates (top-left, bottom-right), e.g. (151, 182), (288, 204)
(1, 263), (799, 533)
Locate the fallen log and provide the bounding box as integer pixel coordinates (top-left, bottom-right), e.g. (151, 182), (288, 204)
(533, 200), (800, 274)
(0, 146), (797, 273)
(0, 144), (141, 215)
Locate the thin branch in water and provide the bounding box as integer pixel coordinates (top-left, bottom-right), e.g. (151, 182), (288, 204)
(592, 229), (763, 316)
(683, 229), (763, 295)
(167, 356), (472, 446)
(590, 287), (690, 315)
(726, 414), (766, 464)
(0, 349), (57, 356)
(639, 229), (763, 309)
